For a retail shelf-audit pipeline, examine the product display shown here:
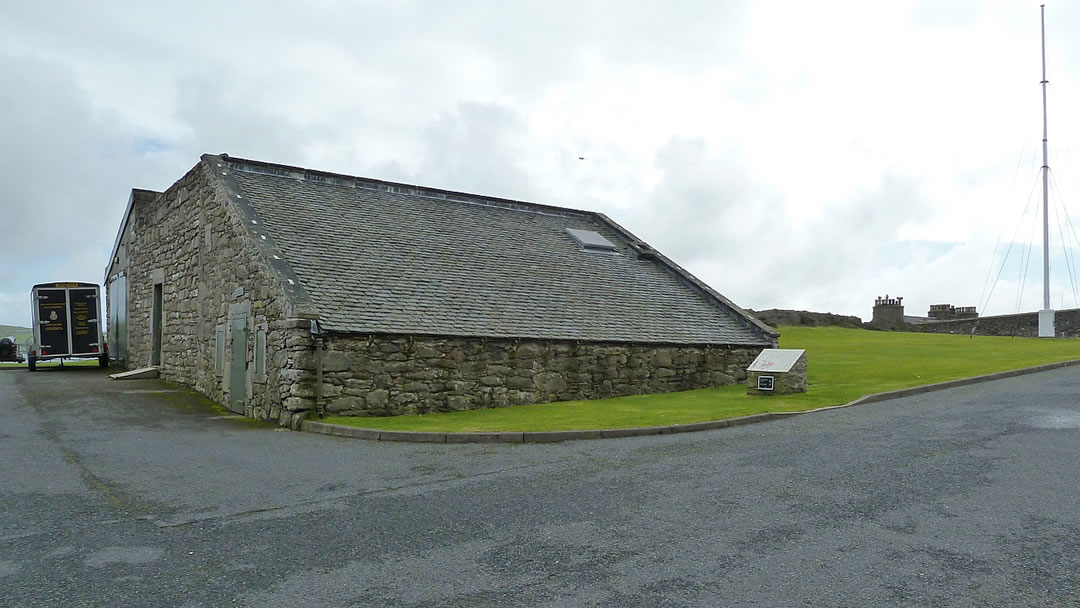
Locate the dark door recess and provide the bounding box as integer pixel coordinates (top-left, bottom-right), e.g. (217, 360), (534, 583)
(229, 317), (247, 414)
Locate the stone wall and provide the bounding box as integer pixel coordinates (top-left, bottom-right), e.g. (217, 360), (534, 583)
(286, 333), (765, 416)
(112, 161), (315, 428)
(748, 309), (862, 329)
(911, 307), (1080, 338)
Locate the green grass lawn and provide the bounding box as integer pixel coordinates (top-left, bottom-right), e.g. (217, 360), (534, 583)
(0, 359), (101, 369)
(322, 326), (1080, 432)
(0, 325), (32, 345)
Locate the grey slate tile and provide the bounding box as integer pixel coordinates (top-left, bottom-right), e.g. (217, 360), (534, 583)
(223, 160), (770, 346)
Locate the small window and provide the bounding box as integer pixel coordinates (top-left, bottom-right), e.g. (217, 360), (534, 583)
(214, 325), (225, 375)
(566, 228), (617, 252)
(255, 328), (267, 375)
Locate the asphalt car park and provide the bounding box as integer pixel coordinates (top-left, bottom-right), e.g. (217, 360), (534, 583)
(2, 365), (1080, 607)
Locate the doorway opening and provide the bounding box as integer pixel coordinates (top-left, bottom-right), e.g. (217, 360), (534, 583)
(229, 316), (247, 413)
(151, 283), (162, 366)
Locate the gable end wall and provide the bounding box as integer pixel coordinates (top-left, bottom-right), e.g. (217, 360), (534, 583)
(115, 161), (315, 427)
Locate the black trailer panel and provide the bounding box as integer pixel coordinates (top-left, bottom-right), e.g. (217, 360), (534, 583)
(37, 288), (70, 356)
(70, 288), (100, 354)
(29, 282), (107, 370)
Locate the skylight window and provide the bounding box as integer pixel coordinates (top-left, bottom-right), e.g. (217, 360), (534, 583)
(566, 228), (617, 252)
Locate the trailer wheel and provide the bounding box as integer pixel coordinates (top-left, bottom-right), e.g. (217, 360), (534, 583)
(27, 356), (36, 371)
(98, 355), (108, 368)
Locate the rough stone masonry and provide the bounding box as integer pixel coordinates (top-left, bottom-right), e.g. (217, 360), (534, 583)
(107, 154), (775, 427)
(286, 334), (761, 417)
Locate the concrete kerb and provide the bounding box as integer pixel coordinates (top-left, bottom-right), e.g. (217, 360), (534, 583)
(299, 359), (1080, 443)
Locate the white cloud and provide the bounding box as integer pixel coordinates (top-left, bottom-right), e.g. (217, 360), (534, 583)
(2, 0), (1080, 327)
(0, 53), (184, 325)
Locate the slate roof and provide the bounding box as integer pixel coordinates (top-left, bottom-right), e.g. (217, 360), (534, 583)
(207, 154), (775, 346)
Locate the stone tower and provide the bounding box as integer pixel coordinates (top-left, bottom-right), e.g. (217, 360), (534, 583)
(871, 295), (905, 330)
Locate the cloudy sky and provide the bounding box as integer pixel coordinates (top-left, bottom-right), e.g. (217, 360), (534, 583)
(3, 0), (1080, 328)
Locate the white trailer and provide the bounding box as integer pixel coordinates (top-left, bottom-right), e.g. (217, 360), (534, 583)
(28, 282), (108, 371)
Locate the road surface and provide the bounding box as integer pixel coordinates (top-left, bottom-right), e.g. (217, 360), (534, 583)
(2, 364), (1079, 606)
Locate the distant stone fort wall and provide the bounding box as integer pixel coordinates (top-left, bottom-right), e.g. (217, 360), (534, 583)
(747, 309), (863, 329)
(750, 297), (1080, 338)
(870, 293), (1080, 338)
(910, 308), (1080, 338)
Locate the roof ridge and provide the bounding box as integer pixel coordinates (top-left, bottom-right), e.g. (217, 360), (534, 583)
(216, 152), (595, 220)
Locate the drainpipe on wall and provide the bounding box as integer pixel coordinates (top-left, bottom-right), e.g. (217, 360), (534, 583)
(310, 320), (325, 418)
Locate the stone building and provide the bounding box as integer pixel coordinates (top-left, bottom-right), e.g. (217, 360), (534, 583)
(927, 304), (978, 320)
(870, 295), (906, 330)
(104, 154), (778, 427)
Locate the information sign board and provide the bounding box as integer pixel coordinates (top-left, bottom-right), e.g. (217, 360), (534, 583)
(747, 349), (806, 373)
